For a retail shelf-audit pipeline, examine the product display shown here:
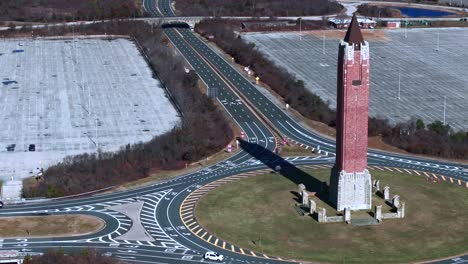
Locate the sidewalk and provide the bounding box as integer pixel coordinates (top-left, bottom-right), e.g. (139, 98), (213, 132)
(1, 180), (23, 202)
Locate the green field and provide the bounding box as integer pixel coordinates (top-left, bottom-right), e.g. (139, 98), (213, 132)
(196, 168), (468, 263)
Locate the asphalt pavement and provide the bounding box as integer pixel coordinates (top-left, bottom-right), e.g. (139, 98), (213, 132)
(0, 1), (467, 264)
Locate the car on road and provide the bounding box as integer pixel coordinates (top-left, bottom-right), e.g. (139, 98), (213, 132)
(204, 251), (224, 261)
(0, 201), (3, 209)
(101, 252), (112, 257)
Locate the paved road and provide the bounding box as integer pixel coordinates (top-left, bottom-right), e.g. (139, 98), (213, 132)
(0, 1), (467, 264)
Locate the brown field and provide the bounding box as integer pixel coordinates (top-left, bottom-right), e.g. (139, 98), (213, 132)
(0, 215), (105, 238)
(307, 29), (389, 42)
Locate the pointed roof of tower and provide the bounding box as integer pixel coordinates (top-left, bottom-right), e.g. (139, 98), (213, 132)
(344, 14), (364, 46)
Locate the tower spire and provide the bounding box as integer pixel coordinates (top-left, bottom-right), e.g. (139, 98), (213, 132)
(344, 14), (364, 47)
(330, 13), (371, 211)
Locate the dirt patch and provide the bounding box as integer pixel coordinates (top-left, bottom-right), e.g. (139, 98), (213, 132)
(307, 29), (389, 42)
(0, 214), (105, 238)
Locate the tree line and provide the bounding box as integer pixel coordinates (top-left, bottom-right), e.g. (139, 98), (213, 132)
(0, 0), (141, 23)
(24, 248), (125, 264)
(195, 19), (468, 159)
(18, 21), (233, 198)
(175, 0), (342, 17)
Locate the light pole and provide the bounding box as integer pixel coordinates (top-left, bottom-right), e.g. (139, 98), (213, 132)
(443, 96), (447, 125)
(404, 20), (408, 38)
(322, 32), (326, 55)
(299, 18), (302, 40)
(398, 69), (401, 100)
(95, 117), (99, 149)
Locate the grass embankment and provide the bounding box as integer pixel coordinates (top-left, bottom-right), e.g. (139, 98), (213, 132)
(0, 215), (105, 238)
(196, 169), (468, 263)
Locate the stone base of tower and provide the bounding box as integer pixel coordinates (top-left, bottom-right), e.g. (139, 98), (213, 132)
(329, 167), (372, 211)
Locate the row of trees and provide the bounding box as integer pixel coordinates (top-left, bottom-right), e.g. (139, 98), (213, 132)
(24, 249), (124, 264)
(20, 21), (233, 198)
(196, 19), (336, 124)
(175, 0), (342, 17)
(0, 0), (141, 23)
(195, 19), (468, 159)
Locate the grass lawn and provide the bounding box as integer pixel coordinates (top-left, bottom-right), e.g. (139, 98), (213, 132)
(196, 168), (468, 263)
(0, 215), (105, 238)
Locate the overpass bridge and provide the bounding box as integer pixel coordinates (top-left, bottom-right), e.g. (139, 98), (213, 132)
(143, 16), (207, 29)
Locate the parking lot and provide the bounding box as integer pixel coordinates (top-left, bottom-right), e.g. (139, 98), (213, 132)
(0, 37), (180, 181)
(244, 27), (468, 131)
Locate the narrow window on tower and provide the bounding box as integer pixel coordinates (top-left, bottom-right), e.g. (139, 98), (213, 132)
(352, 80), (362, 86)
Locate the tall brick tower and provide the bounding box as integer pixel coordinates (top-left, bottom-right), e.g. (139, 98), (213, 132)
(329, 15), (372, 211)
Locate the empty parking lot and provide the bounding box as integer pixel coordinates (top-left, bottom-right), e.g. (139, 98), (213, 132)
(244, 27), (468, 131)
(0, 37), (180, 181)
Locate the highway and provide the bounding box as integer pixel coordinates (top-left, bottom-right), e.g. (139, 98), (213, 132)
(150, 0), (467, 179)
(0, 1), (467, 264)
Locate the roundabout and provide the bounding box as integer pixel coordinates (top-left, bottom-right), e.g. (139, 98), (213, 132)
(0, 1), (467, 264)
(192, 167), (468, 263)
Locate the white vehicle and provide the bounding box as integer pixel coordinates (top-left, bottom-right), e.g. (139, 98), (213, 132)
(204, 251), (224, 261)
(0, 201), (3, 209)
(18, 43), (24, 46)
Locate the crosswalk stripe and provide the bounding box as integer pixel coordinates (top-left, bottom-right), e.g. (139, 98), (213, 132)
(403, 169), (412, 175)
(183, 200), (197, 206)
(181, 210), (192, 216)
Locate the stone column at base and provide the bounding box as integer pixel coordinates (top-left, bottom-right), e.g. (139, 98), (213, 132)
(375, 205), (382, 222)
(329, 168), (372, 211)
(397, 201), (406, 218)
(318, 208), (327, 223)
(309, 199), (316, 214)
(344, 207), (351, 224)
